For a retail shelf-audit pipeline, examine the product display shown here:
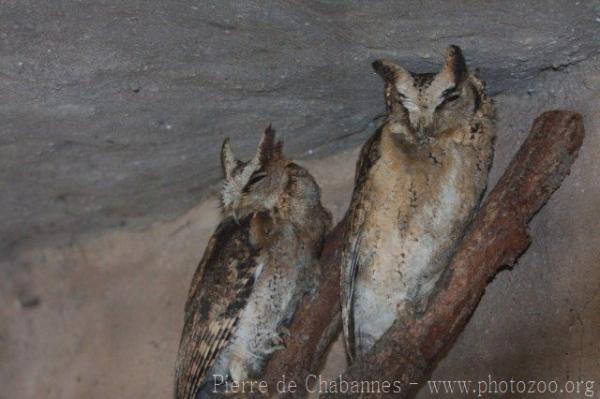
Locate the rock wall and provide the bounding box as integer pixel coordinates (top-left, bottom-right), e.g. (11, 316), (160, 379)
(2, 0), (599, 259)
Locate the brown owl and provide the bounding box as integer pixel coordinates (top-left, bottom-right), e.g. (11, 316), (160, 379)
(340, 46), (495, 361)
(174, 126), (331, 398)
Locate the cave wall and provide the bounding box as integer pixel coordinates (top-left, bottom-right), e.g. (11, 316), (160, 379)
(2, 0), (599, 260)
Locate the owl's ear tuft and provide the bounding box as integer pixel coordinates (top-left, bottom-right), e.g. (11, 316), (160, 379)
(221, 138), (237, 179)
(262, 124), (276, 155)
(372, 59), (399, 84)
(273, 140), (284, 161)
(442, 45), (467, 85)
(372, 59), (414, 92)
(255, 125), (284, 165)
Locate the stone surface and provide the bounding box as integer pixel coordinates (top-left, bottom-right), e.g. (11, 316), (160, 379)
(1, 2), (599, 398)
(2, 0), (600, 260)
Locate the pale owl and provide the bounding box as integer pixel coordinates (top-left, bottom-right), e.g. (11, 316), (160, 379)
(340, 45), (495, 361)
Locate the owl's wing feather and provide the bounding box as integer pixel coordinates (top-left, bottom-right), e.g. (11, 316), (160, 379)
(340, 127), (383, 362)
(175, 217), (259, 399)
(340, 222), (364, 362)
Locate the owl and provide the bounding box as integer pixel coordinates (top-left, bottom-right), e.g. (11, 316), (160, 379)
(174, 126), (331, 398)
(340, 45), (495, 361)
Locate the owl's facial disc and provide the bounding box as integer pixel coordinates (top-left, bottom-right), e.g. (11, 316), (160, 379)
(374, 45), (475, 142)
(221, 160), (260, 221)
(220, 126), (285, 220)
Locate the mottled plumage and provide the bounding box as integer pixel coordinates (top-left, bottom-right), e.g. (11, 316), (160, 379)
(341, 46), (495, 361)
(175, 127), (331, 398)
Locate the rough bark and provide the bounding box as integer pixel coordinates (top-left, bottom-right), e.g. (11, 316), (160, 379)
(254, 110), (584, 398)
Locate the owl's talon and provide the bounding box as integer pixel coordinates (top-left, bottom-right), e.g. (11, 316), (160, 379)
(266, 329), (288, 353)
(277, 326), (291, 337)
(271, 335), (286, 348)
(265, 339), (286, 354)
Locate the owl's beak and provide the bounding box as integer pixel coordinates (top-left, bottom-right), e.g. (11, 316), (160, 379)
(416, 123), (433, 144)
